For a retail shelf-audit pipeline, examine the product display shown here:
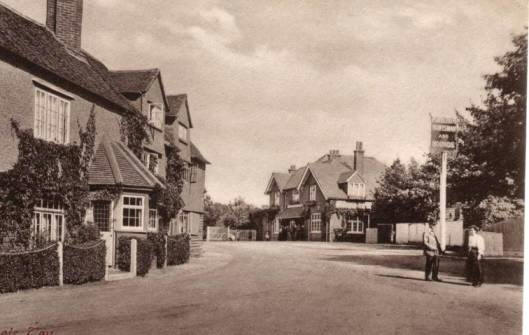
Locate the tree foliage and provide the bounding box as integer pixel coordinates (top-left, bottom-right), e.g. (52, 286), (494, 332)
(203, 195), (257, 228)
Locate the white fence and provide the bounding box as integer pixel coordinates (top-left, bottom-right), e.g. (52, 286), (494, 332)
(395, 221), (464, 246)
(206, 227), (257, 241)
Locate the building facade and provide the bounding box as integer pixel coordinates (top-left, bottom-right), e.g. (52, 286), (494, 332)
(261, 142), (385, 242)
(0, 0), (209, 263)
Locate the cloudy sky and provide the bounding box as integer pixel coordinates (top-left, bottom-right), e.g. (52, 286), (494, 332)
(2, 0), (526, 205)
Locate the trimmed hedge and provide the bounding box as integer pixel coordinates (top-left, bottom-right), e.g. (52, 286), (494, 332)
(117, 237), (153, 276)
(0, 244), (59, 294)
(167, 234), (190, 266)
(147, 232), (166, 268)
(63, 240), (106, 285)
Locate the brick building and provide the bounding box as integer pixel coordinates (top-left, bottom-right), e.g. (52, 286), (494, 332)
(259, 142), (385, 242)
(0, 0), (209, 263)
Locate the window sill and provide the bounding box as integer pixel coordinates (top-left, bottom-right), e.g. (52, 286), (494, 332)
(119, 226), (144, 232)
(347, 231), (364, 234)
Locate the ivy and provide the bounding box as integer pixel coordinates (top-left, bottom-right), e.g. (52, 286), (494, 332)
(156, 144), (185, 232)
(0, 107), (97, 250)
(119, 112), (150, 160)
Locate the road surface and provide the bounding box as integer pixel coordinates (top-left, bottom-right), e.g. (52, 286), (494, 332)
(0, 242), (523, 335)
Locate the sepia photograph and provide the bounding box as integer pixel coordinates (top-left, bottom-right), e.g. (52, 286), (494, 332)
(0, 0), (526, 334)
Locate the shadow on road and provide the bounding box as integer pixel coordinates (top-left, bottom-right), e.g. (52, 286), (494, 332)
(377, 274), (470, 287)
(322, 254), (523, 286)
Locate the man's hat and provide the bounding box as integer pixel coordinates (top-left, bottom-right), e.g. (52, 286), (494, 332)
(468, 225), (480, 231)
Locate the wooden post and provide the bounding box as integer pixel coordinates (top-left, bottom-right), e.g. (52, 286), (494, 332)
(439, 151), (447, 251)
(57, 241), (64, 287)
(206, 226), (210, 241)
(130, 239), (137, 277)
(164, 235), (168, 268)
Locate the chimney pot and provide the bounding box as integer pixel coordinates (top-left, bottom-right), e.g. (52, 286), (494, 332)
(288, 165), (296, 173)
(46, 0), (84, 50)
(355, 141), (363, 151)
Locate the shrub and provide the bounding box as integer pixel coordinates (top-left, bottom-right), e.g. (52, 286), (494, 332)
(117, 237), (153, 276)
(147, 232), (166, 268)
(0, 244), (59, 294)
(167, 234), (190, 266)
(67, 222), (100, 245)
(63, 240), (106, 285)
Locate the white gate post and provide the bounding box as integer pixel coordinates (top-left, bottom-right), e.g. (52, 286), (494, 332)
(57, 241), (64, 287)
(130, 239), (137, 277)
(207, 226), (210, 241)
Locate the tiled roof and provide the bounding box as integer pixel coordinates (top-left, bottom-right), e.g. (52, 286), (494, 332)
(88, 138), (163, 189)
(190, 141), (210, 164)
(306, 161), (352, 200)
(277, 206), (305, 220)
(0, 4), (136, 114)
(167, 94), (186, 117)
(109, 69), (159, 94)
(284, 167), (306, 190)
(332, 155), (386, 199)
(272, 173), (290, 191)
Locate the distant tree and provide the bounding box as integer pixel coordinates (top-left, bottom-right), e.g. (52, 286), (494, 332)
(203, 193), (226, 227)
(221, 197), (257, 228)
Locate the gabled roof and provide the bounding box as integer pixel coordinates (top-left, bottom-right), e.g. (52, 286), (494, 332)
(190, 141), (210, 164)
(284, 167), (307, 190)
(331, 155), (386, 199)
(265, 172), (290, 194)
(303, 161), (352, 200)
(167, 94), (193, 128)
(88, 138), (164, 189)
(109, 69), (160, 94)
(0, 4), (136, 114)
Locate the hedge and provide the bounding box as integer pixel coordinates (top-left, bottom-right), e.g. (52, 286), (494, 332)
(0, 244), (59, 294)
(117, 237), (152, 276)
(167, 234), (190, 266)
(147, 232), (166, 268)
(63, 240), (106, 285)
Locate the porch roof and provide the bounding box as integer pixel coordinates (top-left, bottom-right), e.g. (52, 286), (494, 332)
(88, 137), (164, 190)
(277, 207), (305, 220)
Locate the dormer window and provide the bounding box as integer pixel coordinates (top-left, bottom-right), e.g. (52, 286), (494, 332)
(349, 183), (366, 197)
(148, 103), (163, 129)
(178, 123), (188, 142)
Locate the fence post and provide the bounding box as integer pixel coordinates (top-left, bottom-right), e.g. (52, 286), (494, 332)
(207, 226), (210, 242)
(130, 239), (137, 277)
(57, 241), (64, 287)
(164, 235), (168, 268)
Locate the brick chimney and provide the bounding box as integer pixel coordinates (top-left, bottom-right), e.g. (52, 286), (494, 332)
(354, 141), (364, 176)
(46, 0), (84, 50)
(288, 165), (296, 174)
(329, 149), (340, 160)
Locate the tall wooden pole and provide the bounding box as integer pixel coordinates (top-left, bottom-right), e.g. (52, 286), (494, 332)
(439, 151), (447, 251)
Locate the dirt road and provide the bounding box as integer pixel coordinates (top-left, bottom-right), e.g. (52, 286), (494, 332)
(0, 242), (522, 334)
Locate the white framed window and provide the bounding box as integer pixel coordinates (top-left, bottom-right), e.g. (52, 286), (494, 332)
(34, 87), (70, 144)
(148, 103), (163, 129)
(347, 217), (364, 234)
(143, 152), (159, 174)
(148, 209), (158, 231)
(122, 196), (144, 229)
(309, 185), (317, 201)
(292, 190), (300, 204)
(179, 211), (189, 233)
(274, 192), (280, 206)
(33, 198), (65, 243)
(178, 123), (188, 142)
(349, 183), (366, 197)
(310, 213), (321, 232)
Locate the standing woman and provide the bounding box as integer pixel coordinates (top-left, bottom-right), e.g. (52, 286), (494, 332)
(467, 226), (485, 287)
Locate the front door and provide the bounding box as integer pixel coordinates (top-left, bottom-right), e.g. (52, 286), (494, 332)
(93, 201), (114, 267)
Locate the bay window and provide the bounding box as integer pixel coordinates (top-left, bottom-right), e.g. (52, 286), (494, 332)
(122, 196), (143, 229)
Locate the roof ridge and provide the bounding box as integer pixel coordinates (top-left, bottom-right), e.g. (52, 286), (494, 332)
(0, 1), (48, 32)
(110, 68), (160, 73)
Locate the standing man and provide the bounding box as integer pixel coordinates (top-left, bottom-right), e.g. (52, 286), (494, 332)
(423, 221), (443, 282)
(467, 225), (485, 287)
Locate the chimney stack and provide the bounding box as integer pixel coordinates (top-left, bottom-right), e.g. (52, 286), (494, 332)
(46, 0), (84, 50)
(328, 149), (340, 160)
(354, 141), (364, 176)
(288, 165), (296, 174)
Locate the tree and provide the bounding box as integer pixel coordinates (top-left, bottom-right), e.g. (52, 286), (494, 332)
(221, 197), (256, 228)
(450, 31), (527, 226)
(373, 158), (437, 223)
